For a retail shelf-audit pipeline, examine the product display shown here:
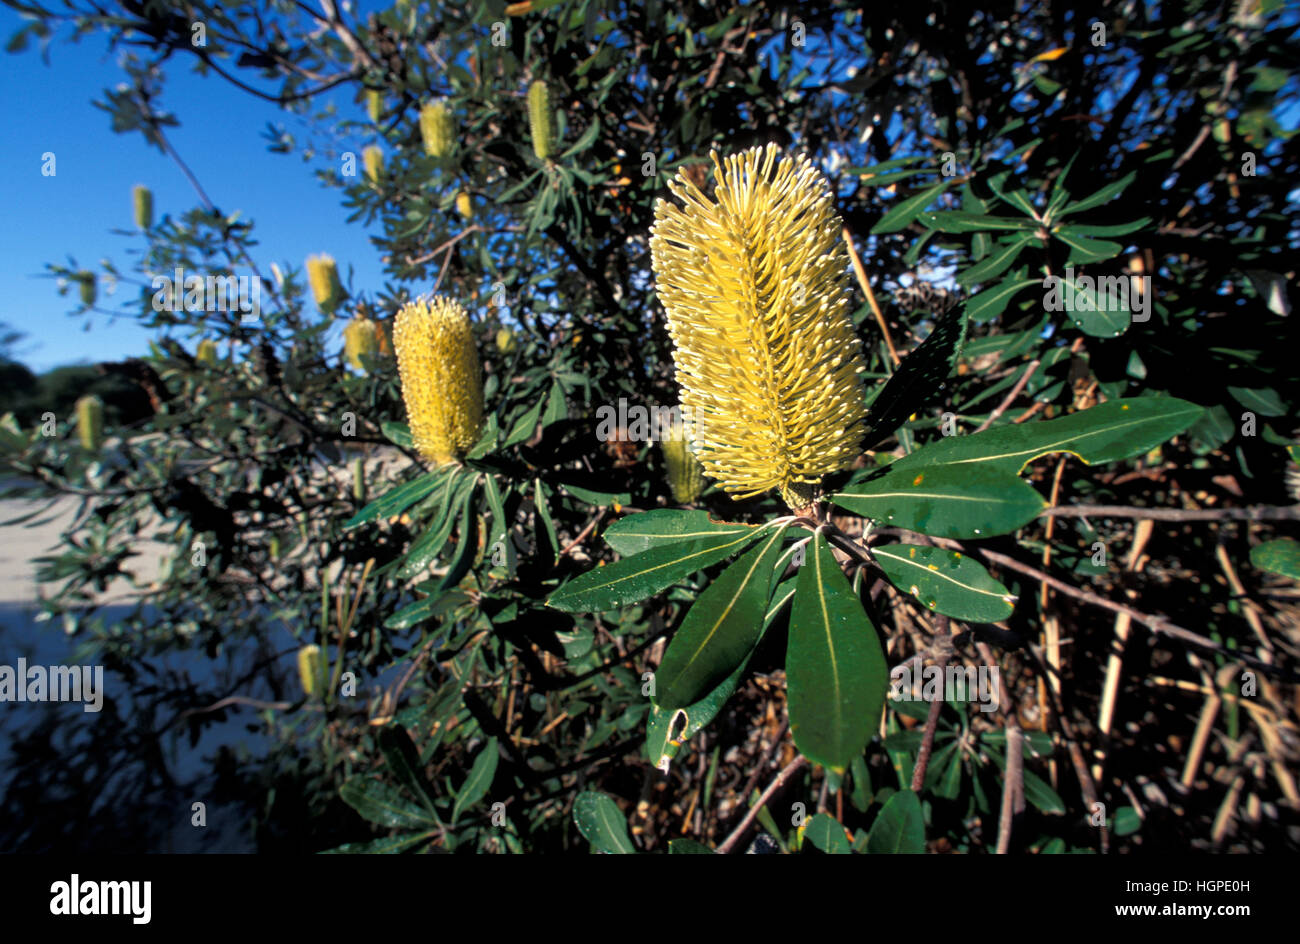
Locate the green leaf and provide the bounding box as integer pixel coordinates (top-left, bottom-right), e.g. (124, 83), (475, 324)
(381, 421), (413, 448)
(573, 791), (636, 854)
(1053, 228), (1125, 265)
(344, 468), (448, 528)
(1250, 539), (1300, 580)
(603, 509), (760, 557)
(1020, 768), (1066, 814)
(1062, 218), (1151, 238)
(956, 233), (1034, 287)
(647, 652), (751, 771)
(922, 211), (1036, 233)
(395, 474), (476, 579)
(1060, 171), (1136, 216)
(890, 398), (1205, 476)
(871, 181), (949, 235)
(873, 545), (1016, 622)
(866, 789), (926, 854)
(965, 278), (1037, 324)
(320, 832), (435, 854)
(340, 779), (437, 830)
(832, 464), (1046, 540)
(503, 398), (544, 447)
(803, 813), (852, 854)
(1227, 386), (1286, 417)
(861, 301), (968, 451)
(1113, 806), (1142, 836)
(654, 527), (789, 710)
(787, 533), (889, 772)
(547, 526), (771, 612)
(376, 725), (438, 815)
(667, 839), (715, 854)
(451, 737), (499, 824)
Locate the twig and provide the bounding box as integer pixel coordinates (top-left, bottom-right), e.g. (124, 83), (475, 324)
(1041, 504), (1300, 522)
(995, 719), (1024, 854)
(974, 359), (1040, 433)
(842, 227), (899, 365)
(910, 617), (952, 792)
(717, 755), (807, 854)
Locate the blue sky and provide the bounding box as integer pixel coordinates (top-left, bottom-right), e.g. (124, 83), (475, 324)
(0, 4), (388, 373)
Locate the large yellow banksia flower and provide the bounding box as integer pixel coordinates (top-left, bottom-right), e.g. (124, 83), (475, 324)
(306, 253), (344, 313)
(650, 143), (868, 509)
(393, 296), (484, 464)
(419, 100), (454, 159)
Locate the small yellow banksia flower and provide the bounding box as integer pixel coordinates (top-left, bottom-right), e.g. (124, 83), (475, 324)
(456, 190), (473, 219)
(527, 80), (554, 161)
(495, 327), (517, 354)
(196, 338), (218, 364)
(363, 145), (384, 183)
(367, 89), (383, 124)
(650, 143), (868, 509)
(133, 184), (153, 229)
(76, 271), (96, 307)
(306, 253), (344, 313)
(76, 395), (104, 451)
(660, 418), (706, 504)
(343, 312), (383, 371)
(297, 644), (326, 698)
(420, 100), (454, 158)
(393, 296), (485, 464)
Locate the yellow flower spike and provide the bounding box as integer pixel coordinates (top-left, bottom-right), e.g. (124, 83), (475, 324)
(419, 100), (454, 159)
(76, 394), (104, 452)
(297, 644), (325, 698)
(343, 312), (382, 371)
(367, 89), (383, 124)
(393, 296), (485, 464)
(133, 184), (153, 229)
(456, 190), (473, 219)
(649, 143), (869, 510)
(363, 145), (384, 183)
(527, 80), (554, 161)
(660, 416), (706, 505)
(305, 253), (344, 313)
(196, 338), (218, 364)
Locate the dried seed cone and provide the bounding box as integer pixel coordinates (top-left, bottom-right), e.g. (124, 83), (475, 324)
(306, 253), (344, 313)
(76, 394), (104, 452)
(343, 313), (381, 370)
(527, 80), (554, 161)
(297, 644), (325, 698)
(660, 420), (706, 504)
(393, 296), (485, 464)
(420, 100), (454, 158)
(196, 339), (218, 364)
(650, 143), (868, 509)
(133, 184), (153, 229)
(363, 145), (384, 183)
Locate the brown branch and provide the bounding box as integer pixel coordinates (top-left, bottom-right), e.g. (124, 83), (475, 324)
(973, 359), (1040, 433)
(995, 720), (1025, 854)
(717, 755), (808, 854)
(843, 227), (900, 365)
(1041, 503), (1300, 522)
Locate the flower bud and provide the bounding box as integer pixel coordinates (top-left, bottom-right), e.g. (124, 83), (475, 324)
(297, 644), (326, 698)
(363, 145), (384, 183)
(133, 184), (153, 229)
(76, 395), (104, 452)
(367, 88), (383, 124)
(456, 190), (473, 218)
(528, 80), (554, 161)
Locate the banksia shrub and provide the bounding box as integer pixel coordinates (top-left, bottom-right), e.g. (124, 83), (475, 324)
(527, 80), (554, 161)
(305, 253), (344, 313)
(419, 100), (454, 159)
(297, 644), (326, 699)
(196, 339), (218, 364)
(133, 184), (153, 229)
(367, 88), (383, 124)
(393, 296), (485, 464)
(343, 312), (382, 370)
(456, 191), (473, 219)
(660, 418), (706, 504)
(650, 143), (868, 510)
(363, 145), (384, 183)
(76, 395), (104, 452)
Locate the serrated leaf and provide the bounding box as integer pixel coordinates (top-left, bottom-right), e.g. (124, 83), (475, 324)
(866, 789), (925, 854)
(1250, 538), (1300, 580)
(787, 533), (888, 772)
(451, 737), (499, 824)
(832, 464), (1046, 540)
(547, 526), (771, 612)
(861, 302), (968, 450)
(654, 527), (789, 710)
(873, 544), (1016, 622)
(890, 398), (1204, 476)
(573, 791), (636, 854)
(603, 509), (760, 557)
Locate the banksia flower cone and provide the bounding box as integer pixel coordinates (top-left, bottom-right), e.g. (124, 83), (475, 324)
(76, 271), (96, 307)
(527, 80), (554, 161)
(650, 143), (868, 510)
(196, 339), (218, 364)
(420, 100), (454, 159)
(306, 253), (344, 313)
(76, 395), (104, 452)
(363, 145), (384, 183)
(367, 89), (383, 124)
(660, 418), (706, 504)
(343, 312), (383, 371)
(393, 296), (485, 464)
(495, 327), (517, 354)
(456, 191), (473, 219)
(133, 184), (153, 229)
(297, 644), (325, 698)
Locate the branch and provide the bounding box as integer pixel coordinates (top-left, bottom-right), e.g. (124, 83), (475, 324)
(1041, 503), (1300, 523)
(717, 755), (807, 854)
